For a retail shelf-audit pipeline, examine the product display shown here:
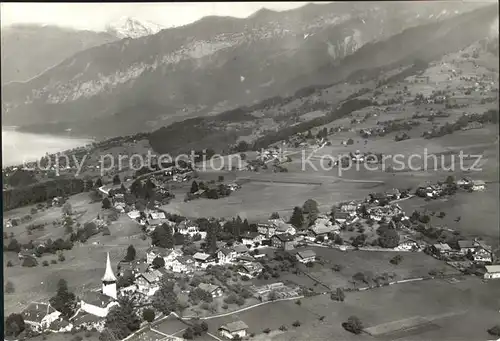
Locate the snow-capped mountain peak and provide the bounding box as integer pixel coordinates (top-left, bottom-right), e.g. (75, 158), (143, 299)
(106, 17), (164, 39)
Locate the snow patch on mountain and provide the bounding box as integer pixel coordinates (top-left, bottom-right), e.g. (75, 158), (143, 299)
(106, 17), (165, 39)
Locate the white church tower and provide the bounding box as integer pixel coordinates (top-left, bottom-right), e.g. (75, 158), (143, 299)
(102, 252), (117, 299)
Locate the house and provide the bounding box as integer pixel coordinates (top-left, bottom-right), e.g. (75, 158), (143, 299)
(257, 223), (276, 238)
(22, 302), (61, 332)
(127, 210), (141, 220)
(146, 247), (173, 265)
(484, 265), (500, 279)
(193, 252), (214, 266)
(458, 240), (476, 254)
(47, 317), (73, 333)
(70, 311), (104, 332)
(80, 291), (119, 317)
(308, 218), (339, 239)
(238, 262), (264, 278)
(269, 218), (296, 235)
(198, 283), (223, 298)
(233, 244), (250, 255)
(177, 220), (200, 235)
(456, 178), (472, 187)
(461, 122), (483, 131)
(340, 201), (358, 213)
(369, 192), (388, 204)
(471, 180), (486, 191)
(271, 233), (295, 250)
(474, 247), (493, 263)
(18, 249), (36, 260)
(136, 270), (162, 296)
(431, 243), (453, 257)
(296, 250), (316, 263)
(148, 211), (166, 220)
(147, 219), (163, 228)
(394, 236), (419, 251)
(241, 232), (265, 246)
(116, 260), (148, 277)
(169, 256), (195, 273)
(219, 320), (249, 340)
(385, 188), (401, 201)
(334, 211), (351, 225)
(218, 248), (237, 264)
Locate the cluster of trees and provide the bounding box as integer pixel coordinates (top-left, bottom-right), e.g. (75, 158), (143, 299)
(183, 319), (209, 340)
(104, 297), (140, 340)
(423, 109), (498, 139)
(4, 313), (25, 337)
(187, 180), (233, 201)
(152, 279), (179, 315)
(3, 177), (86, 211)
(288, 199), (320, 229)
(342, 316), (364, 334)
(377, 225), (400, 248)
(49, 279), (77, 319)
(152, 223), (175, 249)
(394, 132), (411, 142)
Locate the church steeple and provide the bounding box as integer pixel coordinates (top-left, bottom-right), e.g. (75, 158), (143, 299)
(102, 252), (117, 282)
(102, 252), (117, 299)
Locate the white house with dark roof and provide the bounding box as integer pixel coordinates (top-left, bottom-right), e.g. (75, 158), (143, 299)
(146, 246), (174, 265)
(484, 265), (500, 279)
(22, 302), (62, 332)
(217, 247), (237, 264)
(296, 250), (317, 263)
(219, 320), (249, 339)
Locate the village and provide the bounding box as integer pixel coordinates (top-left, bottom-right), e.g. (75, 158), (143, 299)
(4, 167), (499, 341)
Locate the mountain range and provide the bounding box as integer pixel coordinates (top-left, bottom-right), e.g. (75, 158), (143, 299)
(1, 24), (118, 84)
(1, 2), (495, 139)
(105, 17), (165, 39)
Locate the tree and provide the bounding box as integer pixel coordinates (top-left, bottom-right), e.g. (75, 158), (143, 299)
(270, 212), (280, 219)
(302, 199), (319, 215)
(205, 222), (218, 254)
(152, 281), (179, 315)
(62, 202), (72, 215)
(218, 175), (224, 182)
(292, 320), (301, 327)
(112, 174), (121, 185)
(64, 215), (74, 234)
(105, 297), (140, 339)
(49, 279), (77, 318)
(342, 316), (363, 334)
(95, 178), (103, 188)
(5, 280), (15, 294)
(22, 257), (38, 267)
(124, 245), (136, 262)
(378, 228), (399, 248)
(183, 328), (194, 340)
(289, 206), (304, 228)
(142, 308), (155, 323)
(4, 313), (25, 337)
(152, 224), (174, 249)
(445, 175), (455, 185)
(190, 181), (199, 194)
(488, 325), (500, 337)
(152, 256), (165, 269)
(102, 197), (112, 209)
(330, 288), (345, 302)
(390, 255), (403, 265)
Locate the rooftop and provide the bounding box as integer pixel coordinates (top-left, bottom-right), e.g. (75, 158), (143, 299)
(272, 233), (295, 242)
(219, 320), (249, 333)
(198, 283), (220, 293)
(485, 265), (500, 273)
(22, 302), (57, 323)
(296, 250), (317, 259)
(193, 252), (211, 261)
(80, 291), (115, 308)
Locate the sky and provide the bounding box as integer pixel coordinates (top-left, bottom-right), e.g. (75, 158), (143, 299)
(0, 2), (316, 31)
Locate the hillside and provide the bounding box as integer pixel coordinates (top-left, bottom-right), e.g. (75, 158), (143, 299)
(1, 2), (486, 138)
(144, 4), (498, 156)
(0, 24), (118, 84)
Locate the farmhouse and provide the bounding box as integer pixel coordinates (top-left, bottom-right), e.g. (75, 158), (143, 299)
(271, 233), (295, 250)
(474, 247), (493, 263)
(296, 250), (316, 263)
(116, 260), (148, 277)
(233, 244), (250, 255)
(193, 252), (215, 267)
(136, 270), (162, 296)
(458, 240), (476, 254)
(238, 262), (264, 278)
(219, 320), (249, 340)
(431, 243), (453, 257)
(334, 211), (351, 224)
(169, 256), (195, 273)
(22, 302), (61, 332)
(340, 201), (358, 213)
(218, 248), (237, 264)
(198, 283), (223, 298)
(241, 231), (265, 245)
(177, 220), (199, 235)
(471, 180), (486, 191)
(269, 218), (296, 235)
(484, 265), (500, 280)
(146, 246), (174, 264)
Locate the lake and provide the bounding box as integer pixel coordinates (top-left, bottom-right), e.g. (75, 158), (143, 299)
(2, 128), (92, 167)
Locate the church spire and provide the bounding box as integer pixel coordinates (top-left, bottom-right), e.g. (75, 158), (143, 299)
(102, 252), (116, 282)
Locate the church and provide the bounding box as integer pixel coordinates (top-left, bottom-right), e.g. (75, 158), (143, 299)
(79, 252), (120, 317)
